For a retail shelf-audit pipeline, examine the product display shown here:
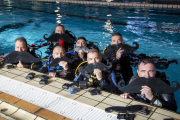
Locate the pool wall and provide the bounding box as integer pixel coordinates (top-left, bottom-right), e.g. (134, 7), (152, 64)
(25, 0), (180, 9)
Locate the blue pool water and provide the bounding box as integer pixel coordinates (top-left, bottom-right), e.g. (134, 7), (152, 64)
(0, 0), (180, 113)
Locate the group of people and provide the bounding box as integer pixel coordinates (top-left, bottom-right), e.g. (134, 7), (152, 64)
(0, 24), (178, 112)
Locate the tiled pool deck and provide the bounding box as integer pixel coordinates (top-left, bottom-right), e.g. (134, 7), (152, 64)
(0, 65), (179, 120)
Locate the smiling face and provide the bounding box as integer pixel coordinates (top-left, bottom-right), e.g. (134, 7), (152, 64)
(137, 63), (156, 78)
(52, 46), (66, 59)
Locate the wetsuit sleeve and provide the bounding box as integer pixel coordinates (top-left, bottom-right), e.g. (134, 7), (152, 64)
(98, 70), (117, 92)
(150, 93), (178, 112)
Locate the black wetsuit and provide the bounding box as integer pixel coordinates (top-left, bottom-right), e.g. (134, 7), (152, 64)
(112, 54), (133, 85)
(74, 69), (117, 92)
(48, 30), (76, 52)
(28, 49), (42, 69)
(73, 59), (118, 93)
(128, 72), (178, 112)
(40, 57), (75, 80)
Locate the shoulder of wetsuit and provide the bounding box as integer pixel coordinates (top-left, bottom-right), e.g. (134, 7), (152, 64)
(128, 74), (139, 84)
(87, 42), (99, 51)
(74, 57), (84, 63)
(66, 52), (74, 58)
(155, 71), (170, 85)
(27, 48), (40, 59)
(65, 30), (76, 41)
(101, 58), (112, 66)
(102, 69), (112, 75)
(100, 61), (112, 74)
(121, 54), (131, 60)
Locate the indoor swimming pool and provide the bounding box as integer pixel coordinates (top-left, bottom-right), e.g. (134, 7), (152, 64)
(0, 0), (180, 113)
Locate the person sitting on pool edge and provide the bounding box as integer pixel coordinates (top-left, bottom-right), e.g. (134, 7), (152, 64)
(73, 49), (119, 93)
(2, 37), (41, 69)
(104, 32), (133, 85)
(120, 58), (177, 112)
(40, 46), (75, 80)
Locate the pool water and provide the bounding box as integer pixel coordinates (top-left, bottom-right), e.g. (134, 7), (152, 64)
(0, 0), (180, 113)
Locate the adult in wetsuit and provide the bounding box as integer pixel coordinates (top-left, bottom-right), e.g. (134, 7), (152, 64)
(73, 49), (117, 93)
(75, 37), (88, 61)
(43, 24), (76, 53)
(120, 59), (178, 112)
(106, 32), (133, 85)
(74, 36), (100, 60)
(1, 37), (41, 69)
(54, 24), (65, 34)
(40, 46), (75, 80)
(73, 36), (101, 67)
(54, 24), (76, 41)
(14, 37), (29, 68)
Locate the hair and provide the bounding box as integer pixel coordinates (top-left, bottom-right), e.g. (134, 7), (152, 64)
(14, 37), (27, 46)
(138, 58), (155, 68)
(56, 24), (65, 31)
(111, 32), (123, 41)
(88, 49), (101, 56)
(53, 45), (65, 51)
(77, 36), (87, 41)
(111, 32), (122, 37)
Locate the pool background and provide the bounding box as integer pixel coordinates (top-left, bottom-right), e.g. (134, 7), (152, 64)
(0, 0), (180, 113)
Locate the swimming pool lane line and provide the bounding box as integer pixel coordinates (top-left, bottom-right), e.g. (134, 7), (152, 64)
(26, 0), (180, 9)
(0, 4), (180, 33)
(0, 4), (127, 26)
